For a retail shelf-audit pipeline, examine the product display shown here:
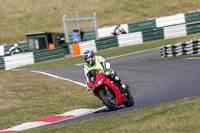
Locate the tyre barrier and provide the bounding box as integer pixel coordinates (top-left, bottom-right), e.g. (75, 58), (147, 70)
(160, 39), (200, 57)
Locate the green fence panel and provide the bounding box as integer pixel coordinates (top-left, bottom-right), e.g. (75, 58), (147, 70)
(128, 19), (156, 33)
(63, 47), (68, 55)
(33, 47), (65, 62)
(186, 23), (200, 34)
(142, 28), (164, 42)
(4, 42), (29, 53)
(4, 45), (12, 53)
(18, 42), (29, 52)
(0, 57), (5, 70)
(185, 12), (200, 23)
(82, 31), (96, 41)
(95, 36), (118, 50)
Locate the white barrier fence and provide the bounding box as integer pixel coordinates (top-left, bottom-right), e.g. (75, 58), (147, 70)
(117, 32), (143, 47)
(4, 52), (35, 70)
(79, 40), (97, 55)
(98, 24), (128, 38)
(156, 13), (185, 28)
(0, 46), (4, 56)
(164, 24), (187, 39)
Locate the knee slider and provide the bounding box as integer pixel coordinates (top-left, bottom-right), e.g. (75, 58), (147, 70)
(115, 75), (120, 81)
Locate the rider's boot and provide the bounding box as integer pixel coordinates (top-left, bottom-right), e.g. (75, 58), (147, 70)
(112, 74), (130, 96)
(118, 81), (130, 97)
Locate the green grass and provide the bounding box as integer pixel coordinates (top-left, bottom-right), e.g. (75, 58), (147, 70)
(22, 96), (200, 133)
(19, 32), (200, 69)
(1, 0), (200, 44)
(0, 70), (102, 130)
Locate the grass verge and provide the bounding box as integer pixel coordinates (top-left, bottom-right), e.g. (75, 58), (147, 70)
(19, 32), (200, 69)
(22, 96), (200, 133)
(0, 70), (102, 130)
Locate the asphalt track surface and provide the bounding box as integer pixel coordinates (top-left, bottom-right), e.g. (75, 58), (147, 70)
(32, 48), (200, 127)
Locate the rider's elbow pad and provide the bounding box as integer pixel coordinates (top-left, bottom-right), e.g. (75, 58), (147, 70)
(105, 62), (111, 70)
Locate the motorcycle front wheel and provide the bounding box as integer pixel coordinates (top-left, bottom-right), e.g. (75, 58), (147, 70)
(98, 87), (117, 111)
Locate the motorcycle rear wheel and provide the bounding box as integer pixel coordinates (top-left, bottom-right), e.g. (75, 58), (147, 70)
(98, 88), (117, 111)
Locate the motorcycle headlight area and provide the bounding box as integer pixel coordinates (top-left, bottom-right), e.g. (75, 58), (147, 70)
(97, 78), (104, 86)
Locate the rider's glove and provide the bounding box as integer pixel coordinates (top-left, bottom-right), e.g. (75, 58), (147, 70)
(105, 70), (111, 76)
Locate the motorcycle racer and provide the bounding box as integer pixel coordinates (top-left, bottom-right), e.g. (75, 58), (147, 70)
(83, 50), (129, 94)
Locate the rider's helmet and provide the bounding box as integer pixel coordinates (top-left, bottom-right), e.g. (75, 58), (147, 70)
(83, 50), (95, 65)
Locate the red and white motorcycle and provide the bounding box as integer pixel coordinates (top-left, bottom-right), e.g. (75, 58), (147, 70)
(88, 70), (134, 111)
